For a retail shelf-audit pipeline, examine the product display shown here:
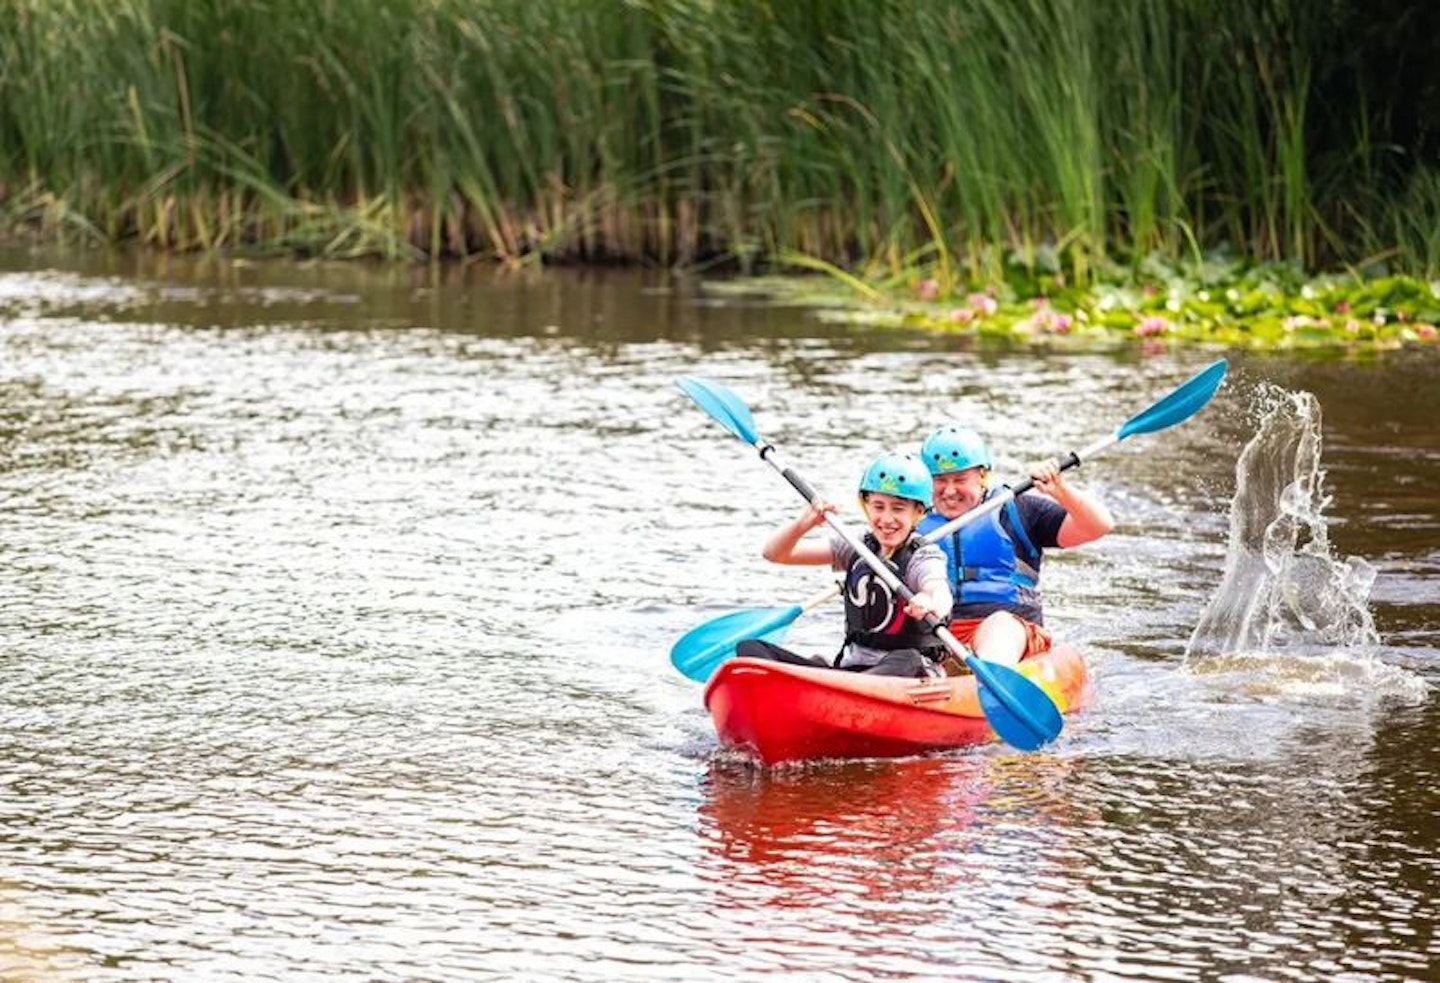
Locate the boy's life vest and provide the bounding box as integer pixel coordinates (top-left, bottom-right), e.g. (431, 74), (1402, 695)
(841, 532), (944, 653)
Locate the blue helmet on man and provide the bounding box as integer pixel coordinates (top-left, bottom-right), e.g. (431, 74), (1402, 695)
(858, 451), (933, 509)
(920, 424), (991, 476)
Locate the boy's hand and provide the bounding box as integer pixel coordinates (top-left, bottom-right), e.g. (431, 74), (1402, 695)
(905, 593), (947, 622)
(799, 500), (836, 530)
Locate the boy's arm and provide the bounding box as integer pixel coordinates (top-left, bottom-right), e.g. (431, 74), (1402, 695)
(903, 548), (953, 620)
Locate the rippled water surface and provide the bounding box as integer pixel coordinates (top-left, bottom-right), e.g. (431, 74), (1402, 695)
(1, 249), (1436, 982)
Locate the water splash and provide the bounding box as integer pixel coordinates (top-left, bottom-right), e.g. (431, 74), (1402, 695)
(1186, 387), (1380, 665)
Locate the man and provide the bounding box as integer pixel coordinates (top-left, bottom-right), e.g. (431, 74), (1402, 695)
(917, 424), (1114, 666)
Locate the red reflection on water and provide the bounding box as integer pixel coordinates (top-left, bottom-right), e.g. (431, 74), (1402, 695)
(696, 753), (1087, 920)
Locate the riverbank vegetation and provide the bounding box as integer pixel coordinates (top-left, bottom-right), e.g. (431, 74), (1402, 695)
(711, 255), (1439, 352)
(2, 0), (1438, 348)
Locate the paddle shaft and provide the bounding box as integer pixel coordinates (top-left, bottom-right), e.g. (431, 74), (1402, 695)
(754, 441), (970, 659)
(918, 440), (1107, 542)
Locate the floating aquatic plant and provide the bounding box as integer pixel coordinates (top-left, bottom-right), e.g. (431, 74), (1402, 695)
(710, 252), (1440, 353)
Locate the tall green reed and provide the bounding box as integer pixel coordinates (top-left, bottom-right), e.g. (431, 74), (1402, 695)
(0, 0), (1431, 277)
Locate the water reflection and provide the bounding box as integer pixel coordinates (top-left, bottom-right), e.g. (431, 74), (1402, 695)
(700, 756), (993, 902)
(694, 755), (1102, 979)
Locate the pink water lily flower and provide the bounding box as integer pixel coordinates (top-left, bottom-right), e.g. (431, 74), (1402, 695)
(1043, 312), (1073, 334)
(1134, 315), (1168, 337)
(917, 278), (940, 301)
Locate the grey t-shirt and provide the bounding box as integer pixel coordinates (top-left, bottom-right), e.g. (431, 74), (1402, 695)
(829, 535), (951, 669)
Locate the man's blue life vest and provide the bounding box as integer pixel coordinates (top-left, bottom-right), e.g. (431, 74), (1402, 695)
(917, 489), (1045, 624)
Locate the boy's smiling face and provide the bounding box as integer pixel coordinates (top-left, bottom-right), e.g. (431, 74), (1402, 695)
(861, 492), (926, 551)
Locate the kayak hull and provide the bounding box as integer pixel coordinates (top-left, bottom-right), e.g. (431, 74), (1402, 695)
(702, 645), (1092, 765)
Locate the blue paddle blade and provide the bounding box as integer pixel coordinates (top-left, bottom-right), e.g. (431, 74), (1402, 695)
(968, 657), (1065, 751)
(670, 603), (803, 682)
(1116, 359), (1228, 440)
(674, 376), (762, 445)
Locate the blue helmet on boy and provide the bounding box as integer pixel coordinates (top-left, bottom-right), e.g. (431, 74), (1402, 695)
(859, 451), (933, 509)
(920, 424), (991, 475)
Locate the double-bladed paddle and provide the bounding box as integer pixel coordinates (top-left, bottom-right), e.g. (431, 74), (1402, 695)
(673, 374), (1072, 752)
(670, 358), (1229, 687)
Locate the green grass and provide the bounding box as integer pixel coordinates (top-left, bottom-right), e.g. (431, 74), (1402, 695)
(0, 0), (1435, 281)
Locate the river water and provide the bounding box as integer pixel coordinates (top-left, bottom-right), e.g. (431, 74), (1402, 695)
(1, 248), (1435, 982)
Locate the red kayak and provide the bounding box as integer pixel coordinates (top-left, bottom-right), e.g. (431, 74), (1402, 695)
(703, 645), (1092, 765)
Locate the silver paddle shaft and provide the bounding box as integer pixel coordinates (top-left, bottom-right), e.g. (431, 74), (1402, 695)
(755, 442), (973, 659)
(919, 430), (1116, 541)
